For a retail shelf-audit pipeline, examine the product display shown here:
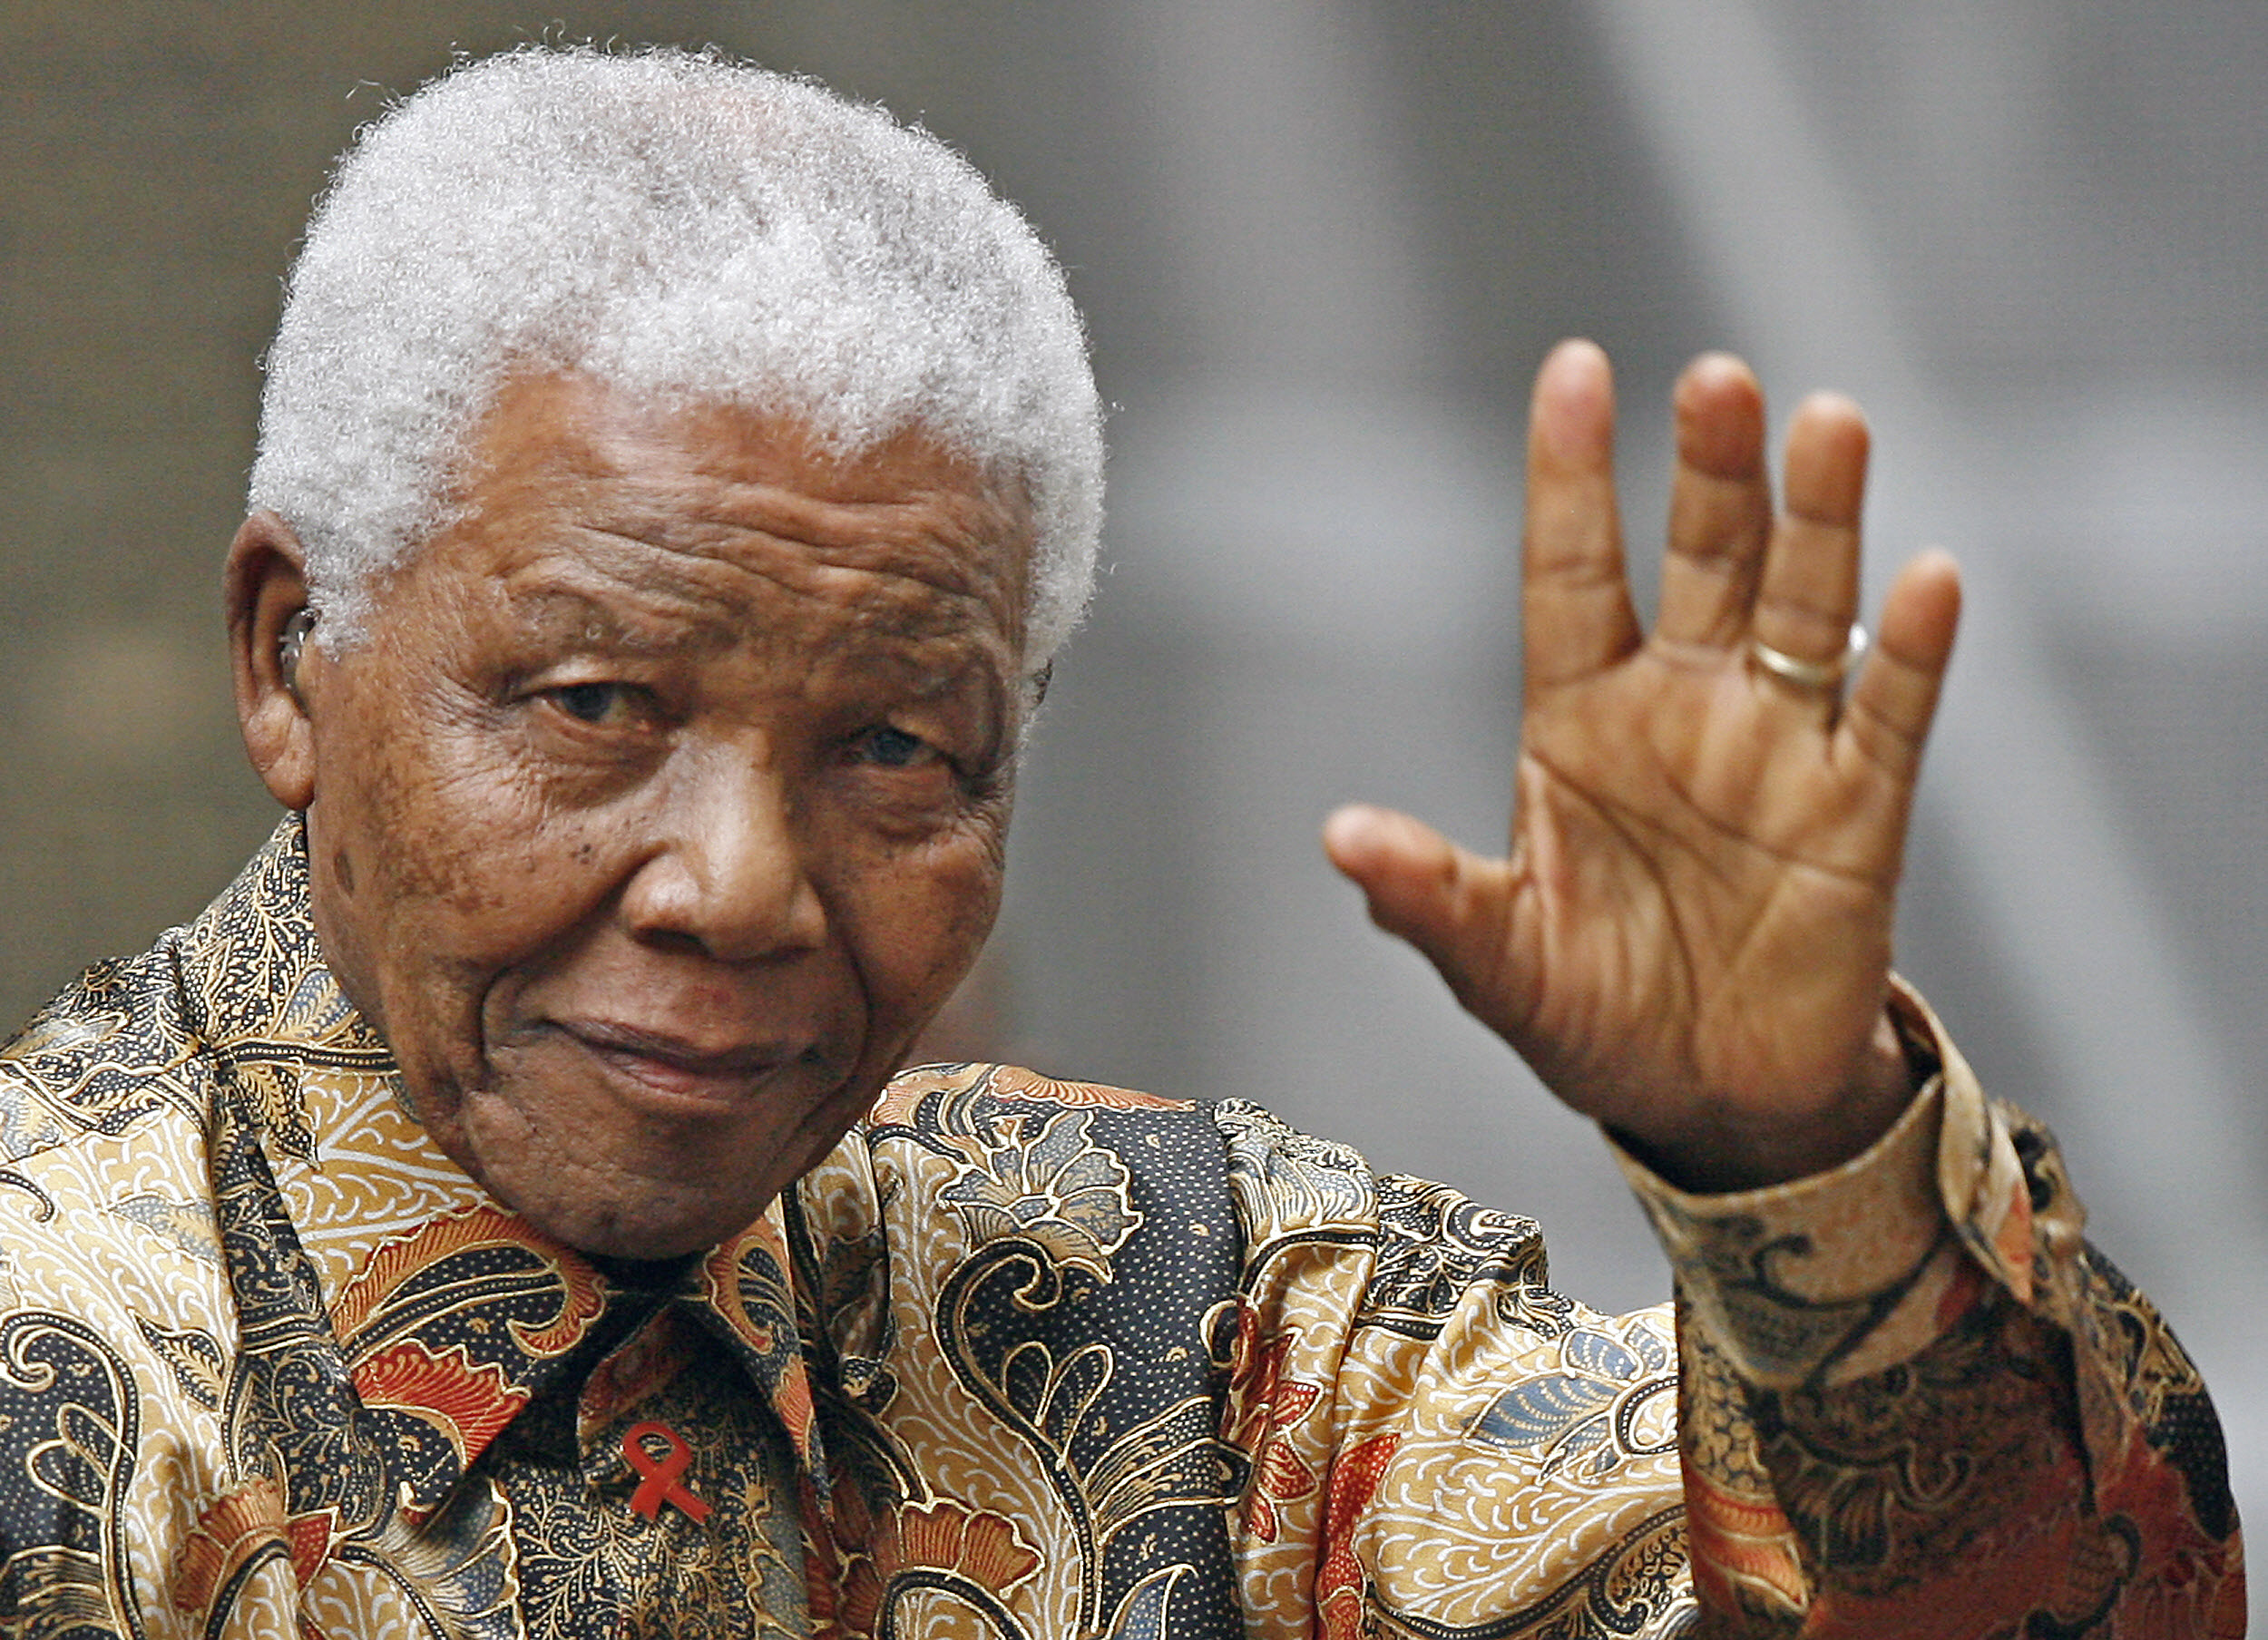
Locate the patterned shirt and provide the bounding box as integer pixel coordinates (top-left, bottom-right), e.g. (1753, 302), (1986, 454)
(0, 819), (2242, 1637)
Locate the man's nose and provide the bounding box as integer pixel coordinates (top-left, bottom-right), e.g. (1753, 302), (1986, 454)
(621, 744), (827, 962)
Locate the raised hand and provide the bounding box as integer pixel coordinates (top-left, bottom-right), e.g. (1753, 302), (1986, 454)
(1324, 341), (1962, 1191)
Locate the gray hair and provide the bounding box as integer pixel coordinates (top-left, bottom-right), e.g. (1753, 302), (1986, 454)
(249, 45), (1102, 664)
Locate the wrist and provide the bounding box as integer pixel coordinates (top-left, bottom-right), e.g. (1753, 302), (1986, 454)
(1611, 1011), (1924, 1194)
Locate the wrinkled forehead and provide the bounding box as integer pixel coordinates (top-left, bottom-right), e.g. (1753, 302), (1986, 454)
(405, 370), (1040, 659)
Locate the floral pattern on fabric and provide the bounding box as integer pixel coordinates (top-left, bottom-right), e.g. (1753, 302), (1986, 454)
(0, 817), (2243, 1637)
(1218, 1305), (1326, 1544)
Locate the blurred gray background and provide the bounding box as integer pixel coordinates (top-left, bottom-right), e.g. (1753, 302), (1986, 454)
(5, 0), (2263, 1603)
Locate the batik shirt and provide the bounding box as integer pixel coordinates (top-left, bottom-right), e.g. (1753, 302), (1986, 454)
(0, 820), (2242, 1638)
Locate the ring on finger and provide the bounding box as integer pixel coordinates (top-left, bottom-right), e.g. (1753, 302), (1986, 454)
(1748, 623), (1868, 692)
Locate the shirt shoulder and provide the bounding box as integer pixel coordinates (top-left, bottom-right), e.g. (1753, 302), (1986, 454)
(843, 1064), (1557, 1293)
(1, 932), (215, 1168)
(0, 941), (246, 1634)
(0, 928), (231, 1327)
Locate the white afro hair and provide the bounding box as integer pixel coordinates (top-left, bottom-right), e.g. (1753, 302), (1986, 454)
(249, 45), (1102, 663)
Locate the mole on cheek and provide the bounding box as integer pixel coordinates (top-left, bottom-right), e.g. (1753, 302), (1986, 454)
(333, 850), (357, 894)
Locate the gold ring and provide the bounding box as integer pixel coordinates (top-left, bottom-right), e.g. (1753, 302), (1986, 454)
(1748, 624), (1867, 691)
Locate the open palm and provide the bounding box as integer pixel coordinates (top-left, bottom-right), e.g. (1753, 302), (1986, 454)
(1326, 343), (1961, 1190)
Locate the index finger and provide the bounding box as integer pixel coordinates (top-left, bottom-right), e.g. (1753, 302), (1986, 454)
(1522, 340), (1642, 697)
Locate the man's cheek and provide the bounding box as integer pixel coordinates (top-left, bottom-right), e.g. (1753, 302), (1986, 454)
(372, 764), (552, 914)
(893, 855), (1005, 1011)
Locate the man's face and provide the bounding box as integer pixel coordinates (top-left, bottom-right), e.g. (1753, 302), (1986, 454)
(295, 372), (1030, 1259)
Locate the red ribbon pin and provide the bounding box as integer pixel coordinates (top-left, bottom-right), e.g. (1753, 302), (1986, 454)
(623, 1420), (714, 1523)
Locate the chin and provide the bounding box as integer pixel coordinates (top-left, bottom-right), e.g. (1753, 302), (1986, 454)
(514, 1186), (775, 1263)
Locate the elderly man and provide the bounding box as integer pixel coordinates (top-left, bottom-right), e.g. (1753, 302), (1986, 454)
(0, 45), (2238, 1640)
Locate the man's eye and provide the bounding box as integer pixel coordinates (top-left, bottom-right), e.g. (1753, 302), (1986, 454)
(545, 681), (638, 726)
(852, 726), (934, 769)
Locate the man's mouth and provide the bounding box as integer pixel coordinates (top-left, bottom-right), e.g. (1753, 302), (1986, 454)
(558, 1019), (811, 1103)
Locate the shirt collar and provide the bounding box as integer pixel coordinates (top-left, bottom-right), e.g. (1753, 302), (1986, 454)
(176, 815), (830, 1508)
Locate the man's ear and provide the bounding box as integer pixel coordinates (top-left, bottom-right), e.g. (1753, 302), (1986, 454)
(225, 511), (318, 811)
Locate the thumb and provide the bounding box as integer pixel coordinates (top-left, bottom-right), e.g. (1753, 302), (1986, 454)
(1322, 805), (1516, 1010)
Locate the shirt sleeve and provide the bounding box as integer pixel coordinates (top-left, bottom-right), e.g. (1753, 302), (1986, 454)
(1608, 979), (2244, 1635)
(1209, 981), (2244, 1639)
